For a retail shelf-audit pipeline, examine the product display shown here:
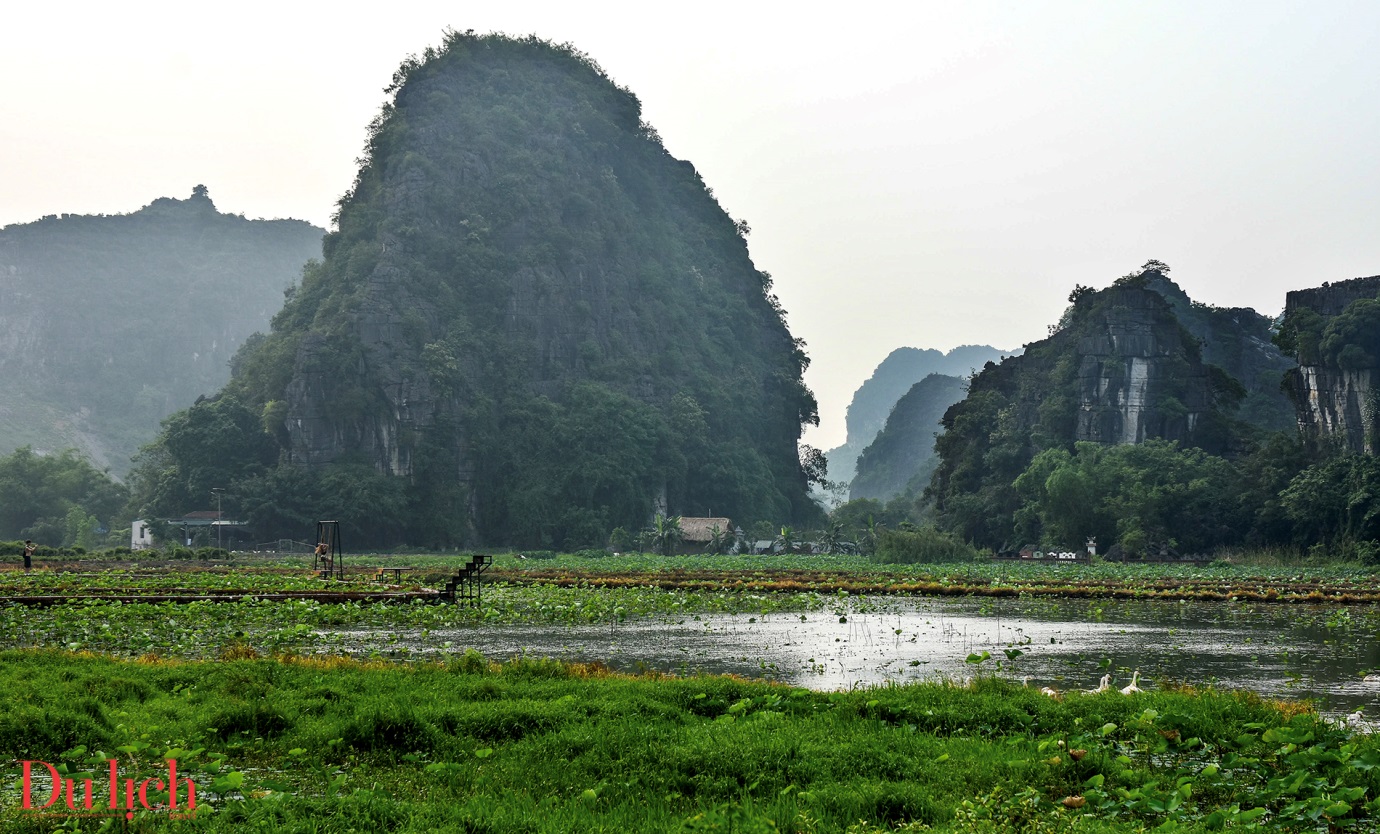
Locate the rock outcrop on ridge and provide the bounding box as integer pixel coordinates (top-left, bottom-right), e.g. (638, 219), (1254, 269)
(928, 264), (1292, 547)
(0, 188), (322, 474)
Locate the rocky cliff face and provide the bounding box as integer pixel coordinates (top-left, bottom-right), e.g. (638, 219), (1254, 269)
(226, 34), (821, 545)
(1290, 365), (1373, 451)
(0, 189), (322, 473)
(930, 267), (1278, 546)
(1139, 272), (1296, 433)
(1281, 275), (1380, 452)
(1072, 284), (1214, 446)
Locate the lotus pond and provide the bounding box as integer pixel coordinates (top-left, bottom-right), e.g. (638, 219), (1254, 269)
(5, 561), (1380, 717)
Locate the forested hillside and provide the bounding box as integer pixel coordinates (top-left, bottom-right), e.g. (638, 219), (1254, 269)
(823, 345), (1007, 489)
(849, 373), (966, 503)
(0, 188), (323, 474)
(130, 34), (822, 549)
(927, 263), (1304, 554)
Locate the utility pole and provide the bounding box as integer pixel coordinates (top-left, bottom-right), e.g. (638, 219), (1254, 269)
(211, 488), (224, 551)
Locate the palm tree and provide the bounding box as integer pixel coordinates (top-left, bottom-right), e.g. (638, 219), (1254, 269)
(858, 516), (882, 556)
(817, 522), (845, 555)
(706, 525), (729, 555)
(773, 526), (796, 554)
(651, 514), (683, 557)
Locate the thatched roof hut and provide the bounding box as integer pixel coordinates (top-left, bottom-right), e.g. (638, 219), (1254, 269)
(678, 517), (734, 544)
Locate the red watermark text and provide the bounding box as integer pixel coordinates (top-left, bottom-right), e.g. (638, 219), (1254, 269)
(19, 758), (197, 820)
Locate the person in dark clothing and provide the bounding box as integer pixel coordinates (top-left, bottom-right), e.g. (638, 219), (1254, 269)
(23, 540), (36, 570)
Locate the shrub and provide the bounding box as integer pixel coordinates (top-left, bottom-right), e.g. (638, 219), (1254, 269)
(342, 706), (440, 753)
(570, 548), (613, 559)
(451, 649), (492, 675)
(873, 526), (985, 564)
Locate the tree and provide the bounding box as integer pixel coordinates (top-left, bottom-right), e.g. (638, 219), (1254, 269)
(860, 517), (884, 556)
(127, 395), (277, 519)
(799, 445), (828, 489)
(817, 521), (846, 555)
(650, 514), (683, 557)
(62, 506), (99, 550)
(705, 525), (730, 555)
(1012, 440), (1241, 555)
(0, 447), (127, 543)
(1319, 298), (1380, 370)
(1280, 453), (1380, 548)
(773, 526), (797, 554)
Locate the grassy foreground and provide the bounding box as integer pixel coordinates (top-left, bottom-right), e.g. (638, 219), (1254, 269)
(0, 651), (1377, 832)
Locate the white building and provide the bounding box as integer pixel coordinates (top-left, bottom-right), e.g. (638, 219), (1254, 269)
(131, 520), (154, 550)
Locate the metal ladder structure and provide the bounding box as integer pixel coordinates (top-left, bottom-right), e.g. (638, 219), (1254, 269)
(444, 554), (492, 605)
(313, 521), (344, 580)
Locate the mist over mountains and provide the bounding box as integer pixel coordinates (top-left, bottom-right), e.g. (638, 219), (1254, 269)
(0, 188), (323, 475)
(823, 345), (1010, 491)
(849, 373), (968, 503)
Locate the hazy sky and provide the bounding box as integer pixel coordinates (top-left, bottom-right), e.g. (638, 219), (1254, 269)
(5, 1), (1380, 450)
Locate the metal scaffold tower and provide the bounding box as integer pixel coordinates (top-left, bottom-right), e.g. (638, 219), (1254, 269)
(314, 521), (343, 580)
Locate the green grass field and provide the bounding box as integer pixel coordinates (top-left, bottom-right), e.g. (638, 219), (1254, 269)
(0, 650), (1375, 833)
(4, 556), (1380, 830)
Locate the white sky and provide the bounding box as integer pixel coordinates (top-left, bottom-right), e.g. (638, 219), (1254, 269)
(4, 1), (1379, 450)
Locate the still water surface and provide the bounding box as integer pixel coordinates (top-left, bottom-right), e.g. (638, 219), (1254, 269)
(335, 596), (1380, 716)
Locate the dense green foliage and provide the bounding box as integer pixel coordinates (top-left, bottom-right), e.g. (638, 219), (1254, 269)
(0, 187), (322, 474)
(873, 525), (986, 564)
(138, 33), (821, 549)
(1276, 293), (1380, 370)
(1316, 297), (1380, 370)
(850, 374), (967, 503)
(127, 395), (414, 549)
(1012, 440), (1241, 554)
(0, 446), (127, 545)
(0, 651), (1375, 832)
(1279, 452), (1380, 558)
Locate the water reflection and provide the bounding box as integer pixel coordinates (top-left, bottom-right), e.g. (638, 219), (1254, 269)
(331, 596), (1380, 715)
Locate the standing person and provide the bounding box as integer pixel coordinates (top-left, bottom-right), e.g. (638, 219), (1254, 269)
(22, 540), (36, 571)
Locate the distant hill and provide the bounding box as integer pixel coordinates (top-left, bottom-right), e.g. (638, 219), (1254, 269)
(0, 188), (323, 474)
(824, 345), (1010, 490)
(849, 373), (967, 502)
(134, 34), (823, 549)
(929, 265), (1294, 549)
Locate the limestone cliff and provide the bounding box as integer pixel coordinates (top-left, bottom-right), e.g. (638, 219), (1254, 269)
(930, 266), (1280, 547)
(1071, 283), (1215, 446)
(1279, 275), (1380, 452)
(224, 33), (820, 546)
(1139, 272), (1295, 433)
